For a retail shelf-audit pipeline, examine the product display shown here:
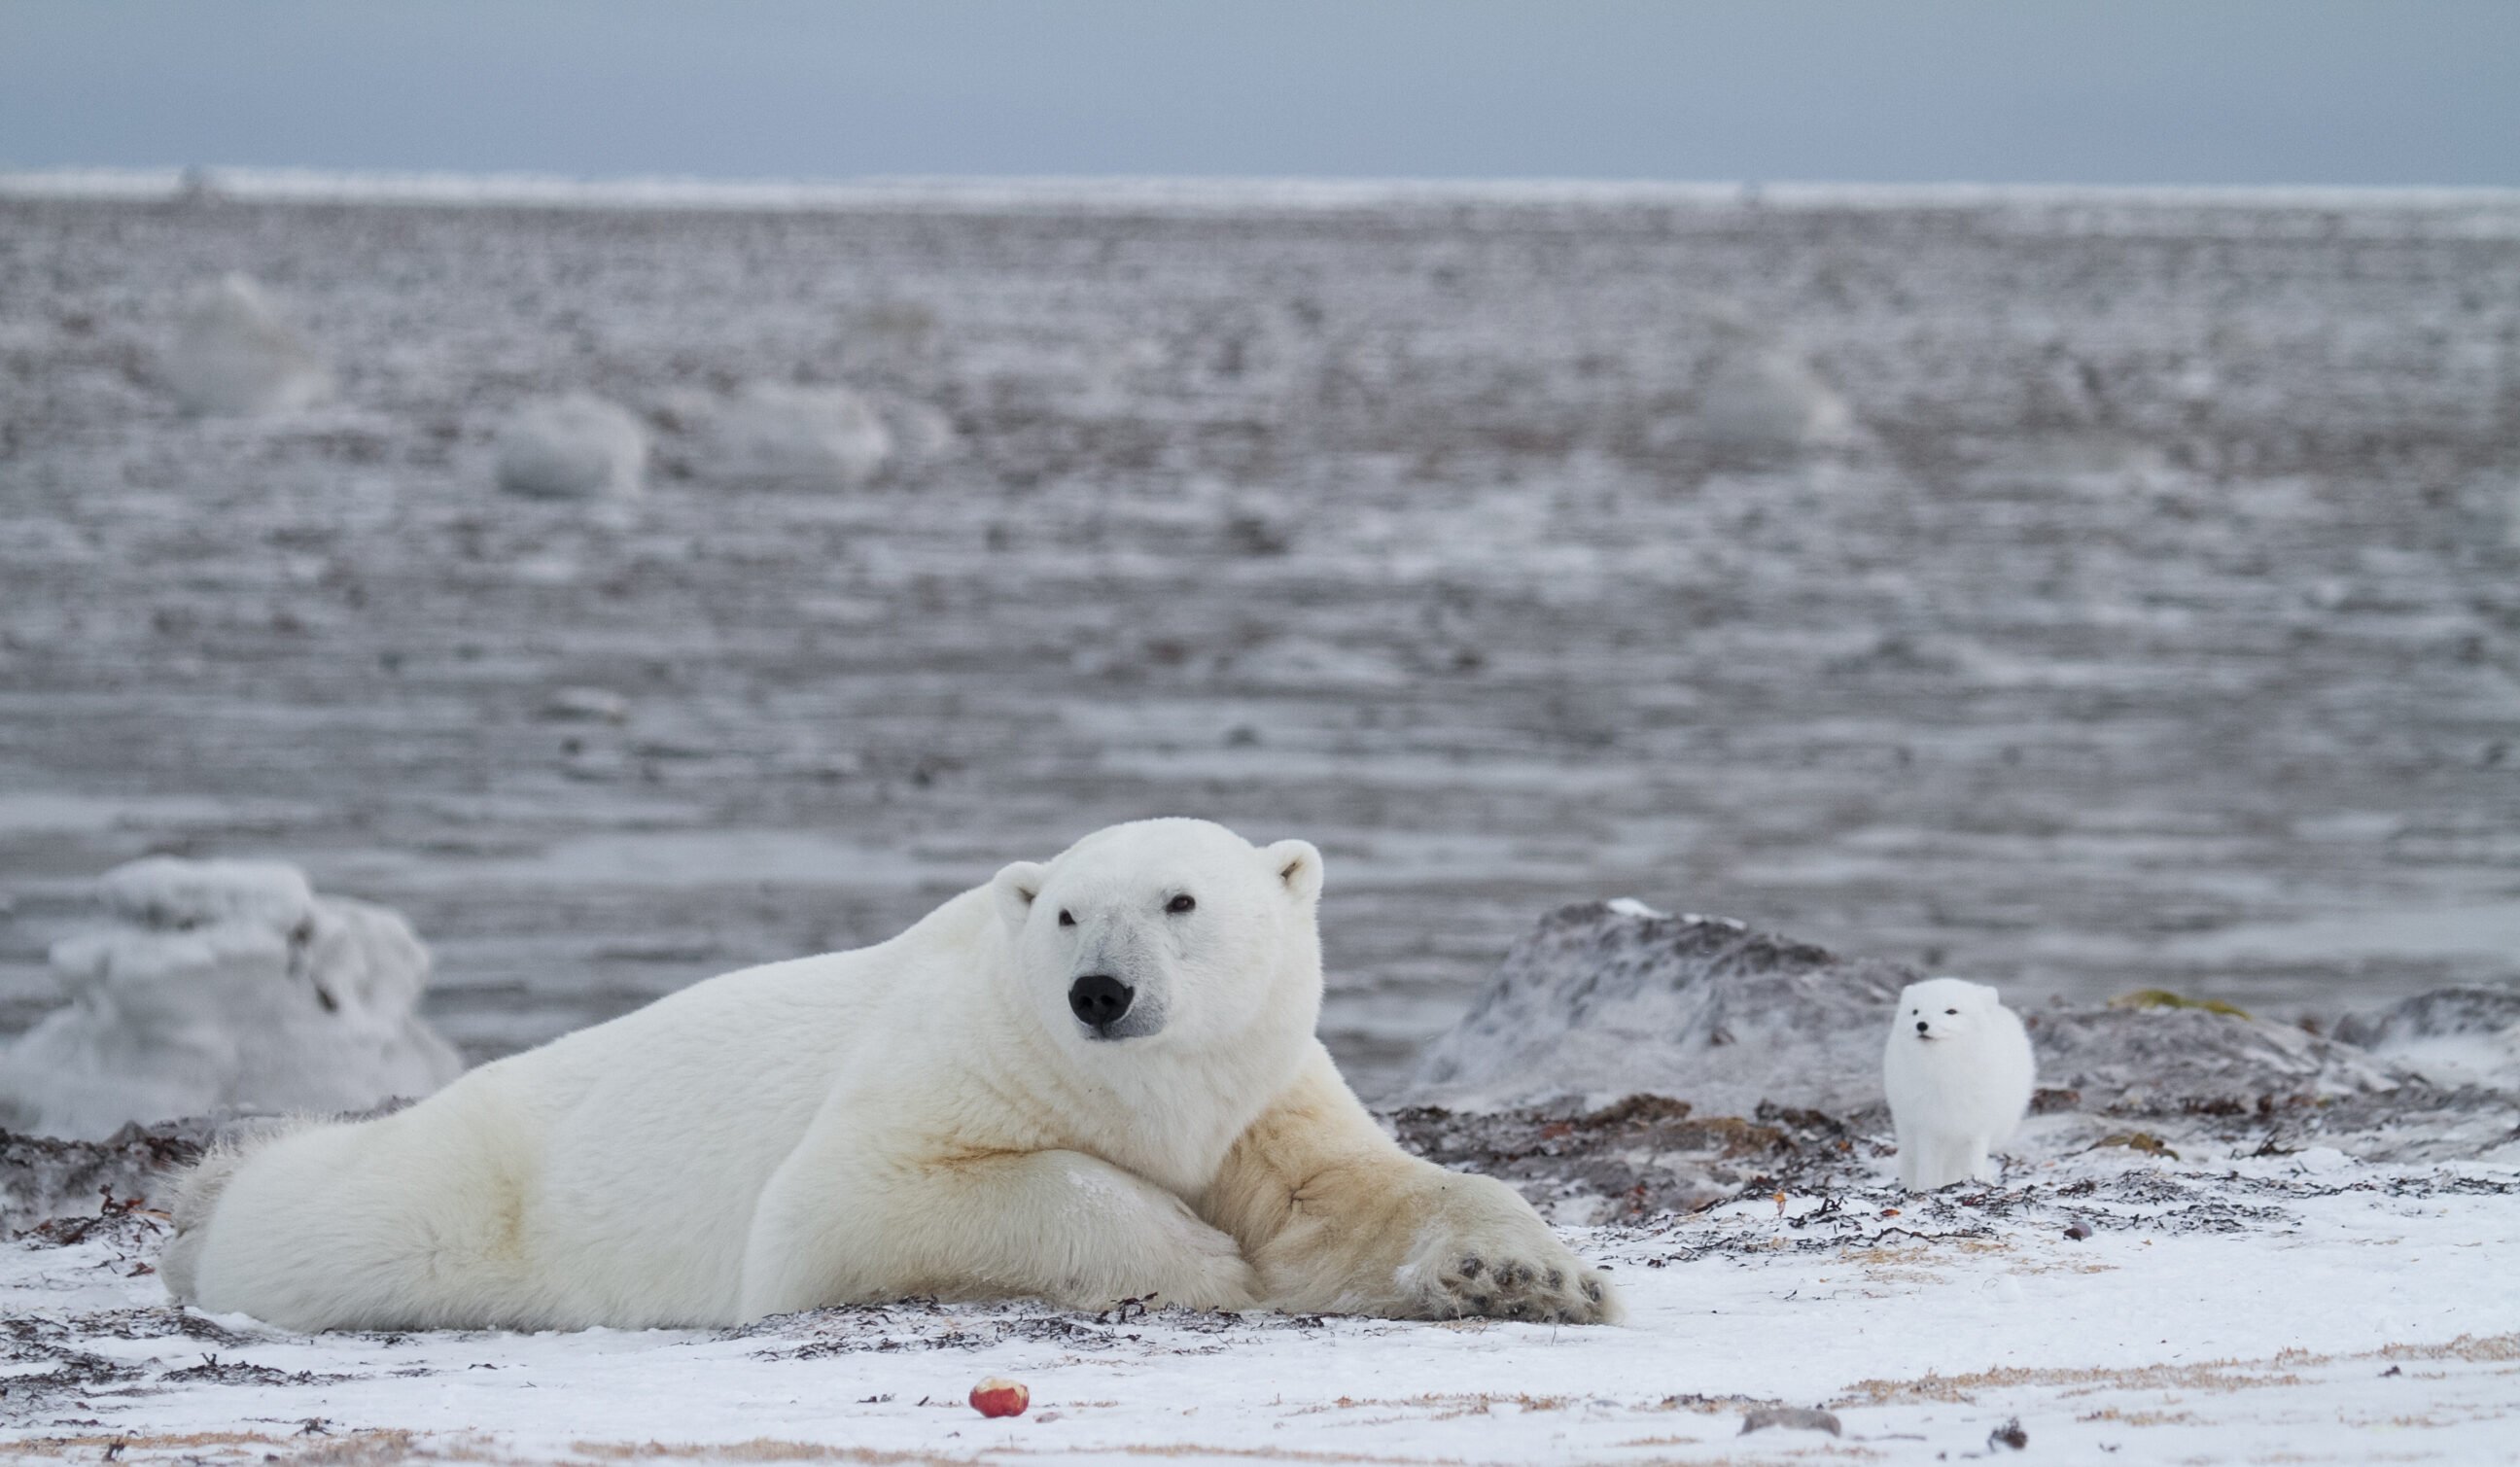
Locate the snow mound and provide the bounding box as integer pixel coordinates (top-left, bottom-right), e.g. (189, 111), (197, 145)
(2334, 987), (2520, 1091)
(708, 382), (894, 488)
(1695, 344), (1854, 451)
(1404, 901), (1912, 1115)
(496, 392), (647, 499)
(0, 857), (465, 1140)
(159, 273), (332, 415)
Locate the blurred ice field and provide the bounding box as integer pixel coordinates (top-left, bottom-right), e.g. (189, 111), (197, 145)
(2, 174), (2517, 1100)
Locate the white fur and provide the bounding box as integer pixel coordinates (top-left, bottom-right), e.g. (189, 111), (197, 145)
(1882, 977), (2035, 1190)
(167, 819), (1616, 1331)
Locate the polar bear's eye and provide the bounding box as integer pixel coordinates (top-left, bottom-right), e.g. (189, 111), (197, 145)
(1945, 1008), (1959, 1015)
(1167, 893), (1196, 915)
(1057, 909), (1074, 927)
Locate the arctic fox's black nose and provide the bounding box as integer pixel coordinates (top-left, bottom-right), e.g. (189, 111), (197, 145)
(1915, 1020), (1931, 1033)
(1068, 974), (1134, 1029)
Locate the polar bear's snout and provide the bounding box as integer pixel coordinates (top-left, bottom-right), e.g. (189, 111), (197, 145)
(1068, 974), (1134, 1029)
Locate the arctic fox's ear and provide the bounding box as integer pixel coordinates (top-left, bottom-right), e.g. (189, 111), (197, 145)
(991, 860), (1047, 934)
(1265, 839), (1323, 906)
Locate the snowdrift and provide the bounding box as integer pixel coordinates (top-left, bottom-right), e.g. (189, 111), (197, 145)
(0, 857), (464, 1140)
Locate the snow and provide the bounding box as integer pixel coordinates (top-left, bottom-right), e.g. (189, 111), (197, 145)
(706, 382), (894, 489)
(0, 859), (462, 1140)
(157, 273), (331, 416)
(4, 1145), (2512, 1465)
(495, 393), (647, 500)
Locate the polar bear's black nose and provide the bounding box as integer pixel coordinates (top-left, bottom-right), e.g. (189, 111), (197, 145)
(1915, 1020), (1931, 1034)
(1068, 974), (1134, 1029)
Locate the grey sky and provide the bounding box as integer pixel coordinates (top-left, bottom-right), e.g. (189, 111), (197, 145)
(3, 1), (2514, 186)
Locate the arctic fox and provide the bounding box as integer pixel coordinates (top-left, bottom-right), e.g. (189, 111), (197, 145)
(1883, 977), (2035, 1189)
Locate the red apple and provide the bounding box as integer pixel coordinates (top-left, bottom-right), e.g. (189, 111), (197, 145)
(969, 1377), (1030, 1418)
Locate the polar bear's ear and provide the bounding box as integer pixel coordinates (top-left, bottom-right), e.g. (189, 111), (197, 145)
(1265, 839), (1323, 906)
(991, 860), (1047, 934)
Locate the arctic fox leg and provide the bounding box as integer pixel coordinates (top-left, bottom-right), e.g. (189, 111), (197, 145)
(1903, 1134), (1976, 1191)
(737, 1145), (1256, 1320)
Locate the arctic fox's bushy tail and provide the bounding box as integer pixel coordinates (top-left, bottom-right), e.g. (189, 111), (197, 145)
(158, 1118), (311, 1304)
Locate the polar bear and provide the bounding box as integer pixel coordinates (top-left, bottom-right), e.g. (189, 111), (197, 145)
(1882, 977), (2036, 1190)
(163, 819), (1615, 1331)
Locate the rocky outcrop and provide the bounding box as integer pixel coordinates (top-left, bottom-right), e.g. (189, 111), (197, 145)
(2333, 987), (2520, 1091)
(2024, 1005), (2404, 1114)
(1406, 901), (1913, 1114)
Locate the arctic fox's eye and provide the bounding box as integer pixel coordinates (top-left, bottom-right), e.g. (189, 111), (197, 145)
(1166, 893), (1196, 915)
(1057, 909), (1075, 927)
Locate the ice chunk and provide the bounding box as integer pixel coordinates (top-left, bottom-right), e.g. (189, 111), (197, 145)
(0, 857), (464, 1140)
(1696, 345), (1853, 451)
(710, 382), (893, 488)
(160, 274), (332, 415)
(497, 393), (648, 500)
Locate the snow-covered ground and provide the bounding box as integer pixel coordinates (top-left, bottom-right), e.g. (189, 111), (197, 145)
(4, 1145), (2512, 1465)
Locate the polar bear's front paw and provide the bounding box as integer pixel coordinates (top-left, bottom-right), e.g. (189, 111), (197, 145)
(1397, 1182), (1621, 1325)
(1420, 1246), (1616, 1325)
